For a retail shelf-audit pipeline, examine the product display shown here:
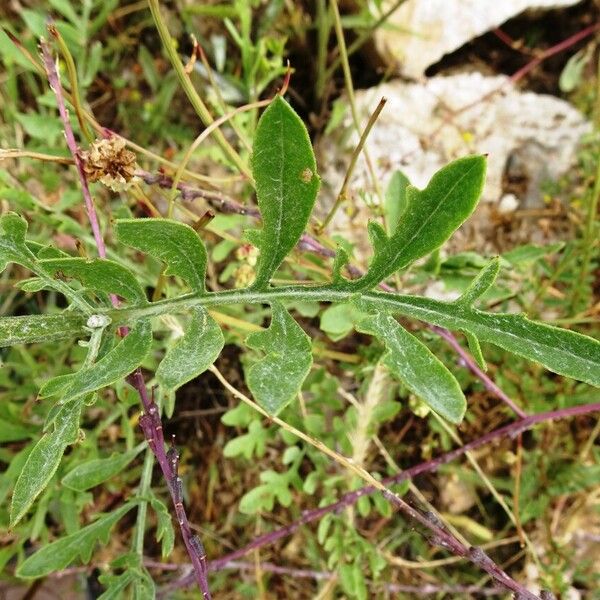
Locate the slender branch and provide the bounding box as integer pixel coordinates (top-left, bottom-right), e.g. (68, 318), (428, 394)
(129, 372), (211, 598)
(164, 559), (507, 597)
(169, 401), (600, 593)
(319, 96), (388, 231)
(40, 38), (106, 259)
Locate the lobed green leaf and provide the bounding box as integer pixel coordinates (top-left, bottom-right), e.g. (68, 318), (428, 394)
(349, 156), (486, 290)
(62, 444), (145, 491)
(360, 293), (600, 387)
(357, 312), (466, 423)
(0, 313), (87, 348)
(115, 218), (208, 292)
(16, 502), (138, 578)
(39, 257), (147, 304)
(246, 301), (312, 414)
(250, 96), (320, 289)
(0, 212), (36, 273)
(10, 399), (84, 527)
(156, 307), (224, 393)
(39, 319), (153, 404)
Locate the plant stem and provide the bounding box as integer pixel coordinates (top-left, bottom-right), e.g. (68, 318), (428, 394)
(40, 35), (211, 598)
(134, 448), (155, 556)
(40, 39), (106, 260)
(130, 371), (212, 598)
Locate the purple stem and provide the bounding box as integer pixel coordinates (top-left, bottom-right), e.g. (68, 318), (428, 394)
(40, 36), (211, 598)
(161, 559), (507, 597)
(171, 401), (600, 593)
(129, 372), (211, 598)
(40, 36), (106, 259)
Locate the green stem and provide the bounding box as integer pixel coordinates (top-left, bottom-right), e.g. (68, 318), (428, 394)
(147, 0), (253, 181)
(134, 447), (155, 556)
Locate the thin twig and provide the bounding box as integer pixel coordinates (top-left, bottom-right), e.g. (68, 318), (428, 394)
(319, 96), (387, 231)
(40, 38), (106, 259)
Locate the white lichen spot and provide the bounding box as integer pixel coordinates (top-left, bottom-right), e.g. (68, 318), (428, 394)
(300, 168), (313, 183)
(86, 314), (111, 329)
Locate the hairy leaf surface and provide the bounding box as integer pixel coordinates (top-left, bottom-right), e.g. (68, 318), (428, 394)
(156, 307), (224, 392)
(16, 502), (137, 578)
(357, 313), (466, 423)
(246, 302), (312, 414)
(359, 293), (600, 387)
(116, 218), (208, 292)
(250, 96), (320, 289)
(0, 212), (36, 272)
(0, 313), (86, 348)
(62, 444), (145, 491)
(39, 319), (153, 404)
(457, 258), (501, 306)
(0, 213), (91, 312)
(350, 156), (486, 290)
(10, 400), (83, 527)
(39, 257), (147, 304)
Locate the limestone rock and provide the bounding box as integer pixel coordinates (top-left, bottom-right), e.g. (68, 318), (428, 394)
(375, 0), (584, 78)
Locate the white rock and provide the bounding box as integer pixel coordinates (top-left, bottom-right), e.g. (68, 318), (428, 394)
(376, 0), (583, 78)
(499, 193), (520, 213)
(317, 73), (589, 259)
(319, 73), (589, 207)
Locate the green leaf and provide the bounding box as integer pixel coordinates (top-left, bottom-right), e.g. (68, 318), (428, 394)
(39, 257), (147, 304)
(0, 213), (93, 312)
(150, 494), (175, 557)
(0, 313), (87, 348)
(457, 258), (500, 306)
(357, 313), (466, 423)
(320, 302), (366, 341)
(98, 571), (137, 600)
(250, 96), (320, 289)
(0, 212), (36, 272)
(384, 170), (410, 236)
(463, 330), (487, 371)
(115, 218), (208, 292)
(16, 503), (138, 578)
(359, 293), (600, 387)
(10, 400), (83, 526)
(246, 302), (312, 414)
(40, 319), (153, 404)
(62, 445), (145, 491)
(350, 156), (486, 290)
(156, 307), (224, 393)
(15, 112), (63, 141)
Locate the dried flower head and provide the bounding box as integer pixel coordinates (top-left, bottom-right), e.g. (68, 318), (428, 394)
(81, 137), (138, 191)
